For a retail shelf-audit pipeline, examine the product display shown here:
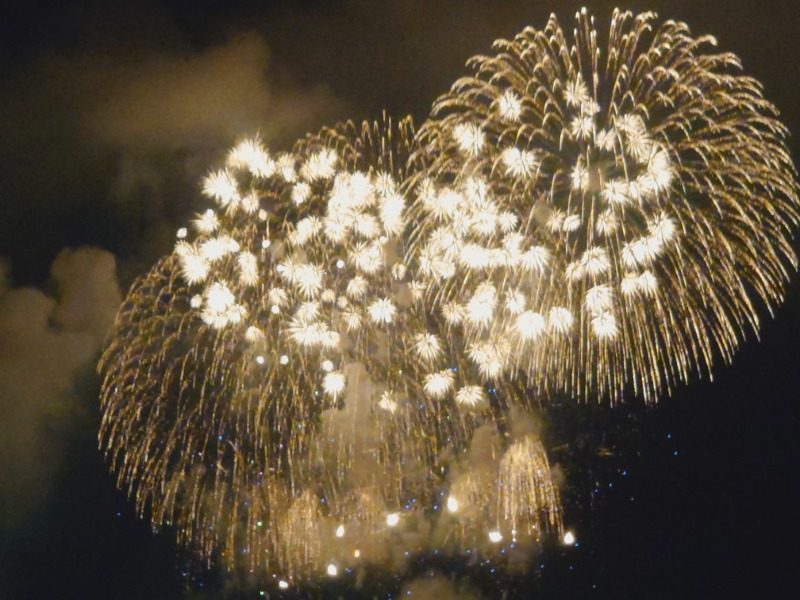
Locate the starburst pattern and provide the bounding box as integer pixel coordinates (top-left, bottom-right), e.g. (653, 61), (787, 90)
(409, 8), (798, 402)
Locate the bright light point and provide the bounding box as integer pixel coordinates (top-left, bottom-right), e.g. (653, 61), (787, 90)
(176, 227), (187, 239)
(270, 305), (280, 314)
(256, 520), (263, 527)
(446, 496), (459, 513)
(322, 371), (346, 398)
(205, 282), (234, 313)
(322, 360), (334, 372)
(255, 356), (265, 365)
(368, 298), (396, 324)
(386, 513), (400, 527)
(278, 581), (289, 590)
(261, 239), (271, 249)
(353, 549), (361, 558)
(326, 564), (338, 577)
(335, 524), (345, 538)
(563, 531), (576, 545)
(488, 531), (503, 543)
(336, 259), (345, 269)
(279, 355), (289, 365)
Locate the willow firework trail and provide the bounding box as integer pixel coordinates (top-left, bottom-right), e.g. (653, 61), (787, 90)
(408, 8), (799, 402)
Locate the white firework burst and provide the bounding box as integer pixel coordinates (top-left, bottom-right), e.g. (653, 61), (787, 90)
(368, 298), (396, 325)
(414, 333), (443, 363)
(497, 89), (522, 122)
(455, 385), (486, 408)
(193, 209), (220, 235)
(378, 391), (398, 413)
(423, 370), (455, 399)
(322, 371), (346, 399)
(202, 169), (239, 207)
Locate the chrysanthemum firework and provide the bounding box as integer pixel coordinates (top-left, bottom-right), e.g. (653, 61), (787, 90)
(409, 8), (799, 402)
(99, 116), (490, 576)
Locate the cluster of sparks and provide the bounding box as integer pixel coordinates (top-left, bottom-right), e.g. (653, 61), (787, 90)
(99, 8), (798, 587)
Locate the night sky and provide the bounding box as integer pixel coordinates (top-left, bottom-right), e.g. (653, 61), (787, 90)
(1, 1), (799, 598)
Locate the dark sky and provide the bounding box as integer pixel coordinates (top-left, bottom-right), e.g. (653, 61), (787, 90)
(1, 1), (799, 598)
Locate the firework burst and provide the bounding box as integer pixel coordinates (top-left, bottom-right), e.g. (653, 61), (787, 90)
(99, 117), (437, 573)
(408, 8), (799, 402)
(99, 116), (544, 577)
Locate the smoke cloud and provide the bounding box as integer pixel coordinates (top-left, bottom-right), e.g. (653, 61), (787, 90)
(0, 247), (121, 528)
(401, 572), (482, 599)
(80, 31), (339, 151)
(0, 22), (345, 283)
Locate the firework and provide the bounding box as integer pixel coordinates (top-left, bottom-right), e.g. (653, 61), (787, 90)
(408, 8), (799, 402)
(99, 115), (529, 577)
(95, 8), (800, 586)
(100, 117), (424, 572)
